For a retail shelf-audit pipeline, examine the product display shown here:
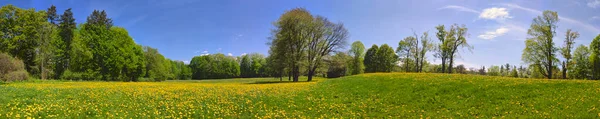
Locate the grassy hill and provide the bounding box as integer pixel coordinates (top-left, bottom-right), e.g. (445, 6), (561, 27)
(1, 73), (599, 118)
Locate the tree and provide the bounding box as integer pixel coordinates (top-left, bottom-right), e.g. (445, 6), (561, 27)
(46, 5), (59, 25)
(327, 52), (351, 78)
(417, 32), (433, 72)
(561, 29), (579, 79)
(269, 8), (313, 82)
(455, 64), (466, 74)
(36, 21), (60, 80)
(447, 24), (472, 74)
(376, 44), (398, 72)
(0, 5), (47, 75)
(479, 66), (486, 75)
(434, 25), (451, 73)
(111, 27), (146, 81)
(522, 10), (559, 79)
(143, 46), (170, 81)
(55, 8), (76, 79)
(397, 36), (415, 72)
(487, 65), (500, 76)
(364, 45), (379, 73)
(305, 17), (348, 81)
(511, 66), (519, 77)
(348, 41), (365, 75)
(591, 34), (600, 80)
(189, 54), (240, 79)
(569, 45), (591, 79)
(86, 10), (113, 29)
(240, 54), (252, 77)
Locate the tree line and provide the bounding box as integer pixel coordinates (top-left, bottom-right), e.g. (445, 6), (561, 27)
(2, 5), (600, 82)
(0, 5), (191, 81)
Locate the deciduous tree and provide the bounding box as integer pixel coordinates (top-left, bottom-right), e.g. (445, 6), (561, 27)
(522, 10), (559, 79)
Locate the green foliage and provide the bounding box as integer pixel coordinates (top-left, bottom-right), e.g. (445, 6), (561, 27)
(560, 29), (579, 79)
(55, 8), (77, 79)
(434, 25), (451, 73)
(143, 46), (170, 81)
(376, 44), (398, 72)
(522, 10), (559, 79)
(0, 5), (47, 74)
(348, 41), (365, 75)
(269, 8), (348, 81)
(487, 65), (500, 76)
(511, 67), (519, 78)
(446, 24), (471, 74)
(590, 34), (600, 80)
(569, 45), (591, 79)
(189, 54), (241, 79)
(170, 60), (192, 80)
(364, 45), (379, 73)
(240, 54), (253, 77)
(397, 36), (415, 72)
(327, 52), (351, 78)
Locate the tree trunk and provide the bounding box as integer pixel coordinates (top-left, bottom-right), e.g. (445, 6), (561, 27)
(288, 71), (291, 81)
(441, 58), (446, 73)
(292, 66), (299, 82)
(562, 61), (567, 79)
(307, 70), (314, 81)
(548, 51), (552, 79)
(41, 60), (45, 80)
(448, 55), (454, 74)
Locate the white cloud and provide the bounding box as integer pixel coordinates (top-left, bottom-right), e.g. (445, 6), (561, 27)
(588, 0), (600, 8)
(479, 7), (511, 20)
(240, 53), (247, 56)
(227, 53), (233, 56)
(182, 60), (190, 64)
(590, 16), (600, 21)
(500, 3), (600, 33)
(438, 5), (480, 14)
(200, 50), (210, 56)
(478, 27), (510, 40)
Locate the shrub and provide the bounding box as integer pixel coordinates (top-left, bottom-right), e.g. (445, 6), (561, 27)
(0, 53), (28, 82)
(4, 71), (29, 82)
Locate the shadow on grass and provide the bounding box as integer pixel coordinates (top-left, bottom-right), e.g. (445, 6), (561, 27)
(245, 80), (310, 84)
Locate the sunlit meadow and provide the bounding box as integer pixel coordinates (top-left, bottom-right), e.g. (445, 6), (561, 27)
(2, 73), (600, 118)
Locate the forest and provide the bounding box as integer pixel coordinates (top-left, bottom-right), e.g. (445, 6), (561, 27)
(1, 5), (600, 82)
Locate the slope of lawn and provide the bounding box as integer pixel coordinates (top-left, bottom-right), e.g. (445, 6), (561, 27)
(1, 73), (600, 118)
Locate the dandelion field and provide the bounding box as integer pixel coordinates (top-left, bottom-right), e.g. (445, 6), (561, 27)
(1, 73), (600, 118)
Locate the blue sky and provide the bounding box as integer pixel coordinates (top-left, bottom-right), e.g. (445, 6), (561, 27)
(3, 0), (600, 68)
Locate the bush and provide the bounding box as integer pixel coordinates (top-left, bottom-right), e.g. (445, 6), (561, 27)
(0, 53), (28, 82)
(3, 71), (29, 82)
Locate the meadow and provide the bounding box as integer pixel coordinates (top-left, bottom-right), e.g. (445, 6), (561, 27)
(1, 73), (600, 118)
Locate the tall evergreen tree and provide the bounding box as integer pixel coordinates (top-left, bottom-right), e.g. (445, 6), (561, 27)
(55, 8), (76, 79)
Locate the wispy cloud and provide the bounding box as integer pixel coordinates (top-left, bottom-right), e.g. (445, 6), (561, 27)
(479, 7), (512, 20)
(227, 53), (233, 56)
(122, 15), (148, 27)
(499, 3), (600, 33)
(478, 27), (510, 40)
(590, 16), (600, 21)
(438, 5), (480, 14)
(588, 0), (600, 8)
(199, 50), (209, 56)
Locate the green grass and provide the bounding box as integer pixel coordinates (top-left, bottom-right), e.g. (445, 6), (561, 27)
(1, 73), (600, 118)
